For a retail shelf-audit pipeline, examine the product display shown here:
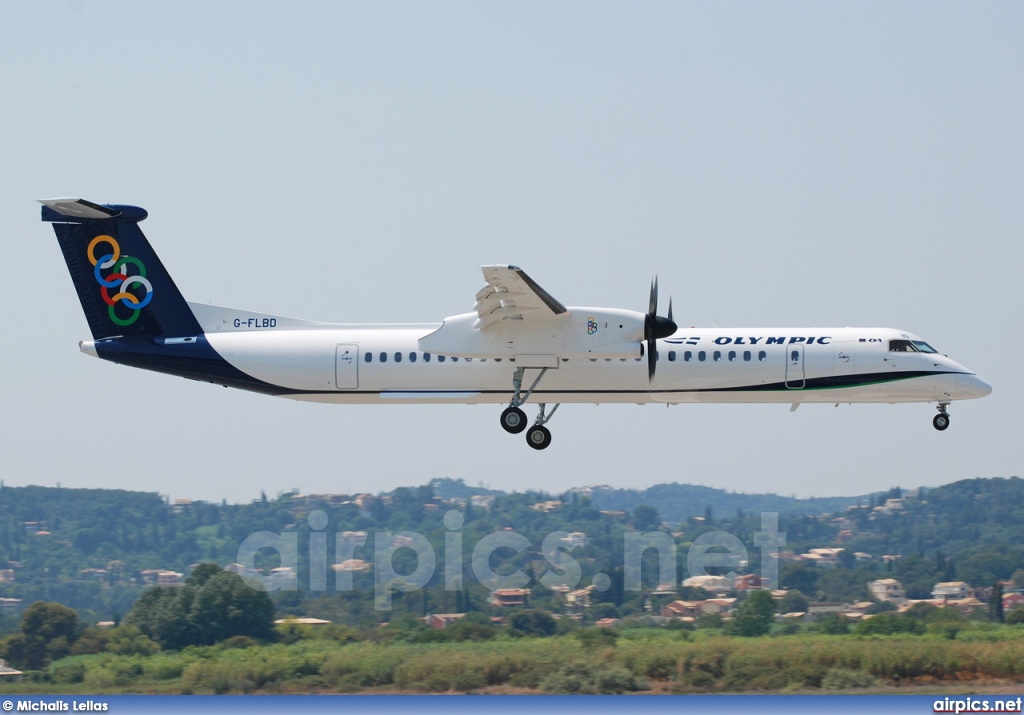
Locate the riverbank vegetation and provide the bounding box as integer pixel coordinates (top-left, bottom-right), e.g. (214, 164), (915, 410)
(3, 620), (1024, 695)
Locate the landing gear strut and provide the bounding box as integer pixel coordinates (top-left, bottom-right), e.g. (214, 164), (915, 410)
(933, 403), (950, 431)
(526, 403), (559, 451)
(499, 367), (559, 449)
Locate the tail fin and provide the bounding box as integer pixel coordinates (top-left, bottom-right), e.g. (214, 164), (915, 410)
(41, 198), (202, 340)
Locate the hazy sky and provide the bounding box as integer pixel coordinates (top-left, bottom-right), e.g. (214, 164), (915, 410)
(3, 2), (1021, 504)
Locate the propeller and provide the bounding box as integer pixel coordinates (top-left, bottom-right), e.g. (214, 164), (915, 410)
(644, 276), (678, 380)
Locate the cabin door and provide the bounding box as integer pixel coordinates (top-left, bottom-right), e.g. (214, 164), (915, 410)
(336, 344), (359, 389)
(785, 344), (805, 389)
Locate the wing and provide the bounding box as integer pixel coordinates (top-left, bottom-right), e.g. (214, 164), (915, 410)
(473, 265), (567, 329)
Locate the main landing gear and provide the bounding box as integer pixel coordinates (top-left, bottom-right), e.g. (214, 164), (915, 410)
(933, 403), (951, 431)
(499, 367), (560, 450)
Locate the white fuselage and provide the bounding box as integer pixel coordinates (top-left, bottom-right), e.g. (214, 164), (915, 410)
(186, 311), (990, 407)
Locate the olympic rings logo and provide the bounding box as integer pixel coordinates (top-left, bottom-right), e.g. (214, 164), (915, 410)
(587, 317), (598, 335)
(87, 235), (153, 327)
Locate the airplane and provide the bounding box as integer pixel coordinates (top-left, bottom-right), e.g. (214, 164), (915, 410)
(42, 198), (992, 450)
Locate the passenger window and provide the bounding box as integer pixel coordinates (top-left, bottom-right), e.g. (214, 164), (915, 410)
(394, 352), (402, 363)
(409, 352), (417, 363)
(758, 351), (767, 361)
(364, 352), (372, 363)
(668, 351), (676, 362)
(728, 351), (736, 362)
(684, 351), (692, 362)
(379, 352), (387, 363)
(438, 355), (446, 363)
(698, 351), (706, 362)
(790, 350), (799, 362)
(713, 351), (721, 362)
(423, 353), (431, 363)
(452, 356), (459, 362)
(743, 351), (751, 362)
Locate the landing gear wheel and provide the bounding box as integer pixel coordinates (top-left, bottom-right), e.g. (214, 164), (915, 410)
(526, 425), (552, 450)
(500, 406), (528, 434)
(933, 414), (950, 431)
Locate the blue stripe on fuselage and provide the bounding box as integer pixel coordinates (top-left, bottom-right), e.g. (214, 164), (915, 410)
(93, 335), (289, 395)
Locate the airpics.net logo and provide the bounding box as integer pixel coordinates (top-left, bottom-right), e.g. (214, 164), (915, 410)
(233, 510), (785, 611)
(87, 235), (152, 327)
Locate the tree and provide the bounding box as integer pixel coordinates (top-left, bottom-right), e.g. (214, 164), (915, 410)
(441, 612), (497, 642)
(509, 609), (557, 637)
(631, 505), (660, 532)
(865, 600), (896, 615)
(1006, 608), (1024, 626)
(187, 562), (224, 588)
(696, 613), (723, 630)
(990, 582), (1004, 623)
(728, 590), (776, 637)
(903, 602), (940, 622)
(105, 625), (159, 655)
(125, 566), (274, 649)
(1, 602), (80, 670)
(187, 571), (276, 645)
(893, 555), (942, 600)
(811, 613), (849, 635)
(777, 590), (809, 614)
(780, 565), (819, 596)
(20, 602), (79, 645)
(956, 551), (1016, 587)
(836, 549), (856, 570)
(123, 586), (192, 649)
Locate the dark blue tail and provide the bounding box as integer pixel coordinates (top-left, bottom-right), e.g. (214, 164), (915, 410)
(42, 199), (202, 340)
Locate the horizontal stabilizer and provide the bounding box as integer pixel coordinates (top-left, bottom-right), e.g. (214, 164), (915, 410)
(39, 198), (122, 221)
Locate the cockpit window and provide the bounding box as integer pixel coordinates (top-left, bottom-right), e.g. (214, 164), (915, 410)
(889, 339), (939, 353)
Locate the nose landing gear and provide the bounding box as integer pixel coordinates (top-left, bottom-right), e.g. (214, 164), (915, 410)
(933, 403), (950, 431)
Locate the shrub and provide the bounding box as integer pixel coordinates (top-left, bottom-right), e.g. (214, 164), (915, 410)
(855, 613), (925, 636)
(540, 663), (647, 694)
(143, 655), (188, 680)
(49, 660), (86, 684)
(821, 667), (879, 690)
(572, 628), (619, 649)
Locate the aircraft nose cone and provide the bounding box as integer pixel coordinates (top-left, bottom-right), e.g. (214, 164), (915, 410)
(956, 374), (993, 399)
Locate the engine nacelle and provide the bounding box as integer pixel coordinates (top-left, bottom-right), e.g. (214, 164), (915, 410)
(419, 307), (646, 360)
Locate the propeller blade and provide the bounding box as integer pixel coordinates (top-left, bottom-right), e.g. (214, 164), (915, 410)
(647, 336), (656, 380)
(644, 277), (676, 381)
